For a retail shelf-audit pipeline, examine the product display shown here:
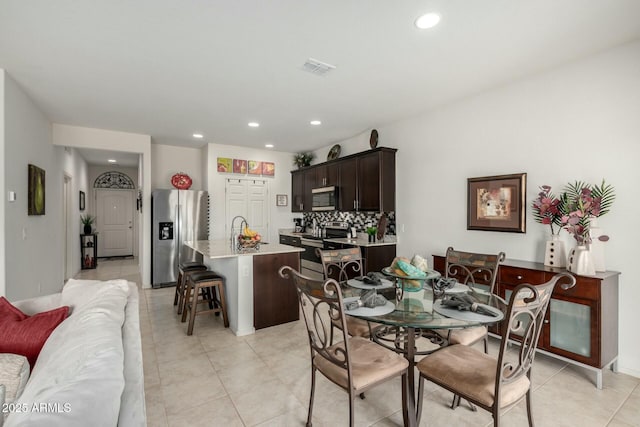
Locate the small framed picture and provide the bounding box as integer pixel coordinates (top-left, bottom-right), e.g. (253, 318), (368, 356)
(467, 173), (527, 233)
(79, 191), (86, 211)
(276, 194), (288, 207)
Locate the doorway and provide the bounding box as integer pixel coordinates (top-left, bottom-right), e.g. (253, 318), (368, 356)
(225, 179), (269, 239)
(95, 189), (134, 257)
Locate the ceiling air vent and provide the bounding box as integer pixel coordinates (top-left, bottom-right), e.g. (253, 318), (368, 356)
(302, 58), (336, 76)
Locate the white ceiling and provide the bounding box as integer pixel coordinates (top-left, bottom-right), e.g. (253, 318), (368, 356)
(1, 0), (639, 161)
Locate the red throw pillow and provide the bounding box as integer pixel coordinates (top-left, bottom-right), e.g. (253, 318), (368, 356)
(0, 297), (69, 368)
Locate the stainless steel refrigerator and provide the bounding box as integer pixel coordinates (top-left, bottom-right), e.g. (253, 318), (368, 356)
(151, 190), (209, 288)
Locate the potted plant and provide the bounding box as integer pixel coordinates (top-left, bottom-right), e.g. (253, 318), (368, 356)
(81, 214), (95, 235)
(293, 152), (315, 168)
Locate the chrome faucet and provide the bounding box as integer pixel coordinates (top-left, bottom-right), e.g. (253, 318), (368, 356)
(230, 215), (248, 248)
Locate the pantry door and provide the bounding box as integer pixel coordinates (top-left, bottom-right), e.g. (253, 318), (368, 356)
(225, 179), (269, 241)
(96, 189), (134, 257)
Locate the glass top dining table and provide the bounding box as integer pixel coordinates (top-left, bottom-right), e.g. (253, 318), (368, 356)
(343, 271), (507, 427)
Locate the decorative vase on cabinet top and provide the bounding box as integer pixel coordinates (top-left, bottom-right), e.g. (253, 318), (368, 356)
(567, 245), (595, 276)
(544, 234), (566, 268)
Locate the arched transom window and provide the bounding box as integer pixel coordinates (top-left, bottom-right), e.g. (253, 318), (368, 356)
(94, 171), (135, 189)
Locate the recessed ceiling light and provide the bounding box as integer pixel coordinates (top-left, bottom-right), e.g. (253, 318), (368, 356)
(192, 133), (204, 139)
(265, 144), (274, 148)
(415, 12), (440, 29)
(310, 120), (322, 126)
(248, 122), (260, 128)
(108, 159), (117, 163)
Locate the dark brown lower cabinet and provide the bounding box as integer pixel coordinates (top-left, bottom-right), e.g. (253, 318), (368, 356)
(433, 256), (619, 389)
(362, 245), (396, 274)
(253, 252), (300, 329)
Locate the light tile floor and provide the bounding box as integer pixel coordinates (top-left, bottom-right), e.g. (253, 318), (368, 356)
(76, 259), (640, 426)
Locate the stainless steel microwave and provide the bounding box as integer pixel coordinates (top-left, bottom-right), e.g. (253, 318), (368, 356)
(311, 186), (338, 211)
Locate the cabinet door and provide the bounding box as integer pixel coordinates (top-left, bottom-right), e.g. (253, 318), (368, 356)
(315, 163), (338, 187)
(339, 157), (358, 211)
(362, 245), (397, 274)
(357, 152), (381, 211)
(291, 171), (304, 212)
(547, 296), (598, 366)
(303, 168), (316, 212)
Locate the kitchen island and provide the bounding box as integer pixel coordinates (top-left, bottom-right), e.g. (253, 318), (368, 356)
(184, 240), (303, 336)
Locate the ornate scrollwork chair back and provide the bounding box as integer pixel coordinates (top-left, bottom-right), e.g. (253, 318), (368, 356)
(279, 265), (410, 427)
(445, 246), (506, 294)
(416, 272), (576, 427)
(317, 248), (376, 344)
(278, 265), (350, 368)
(437, 247), (507, 357)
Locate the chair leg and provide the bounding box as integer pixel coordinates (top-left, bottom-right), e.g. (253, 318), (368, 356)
(450, 394), (460, 409)
(215, 281), (229, 327)
(525, 389), (534, 427)
(173, 270), (182, 306)
(416, 374), (425, 426)
(181, 278), (194, 323)
(348, 394), (354, 427)
(187, 284), (199, 335)
(483, 335), (489, 354)
(306, 366), (316, 427)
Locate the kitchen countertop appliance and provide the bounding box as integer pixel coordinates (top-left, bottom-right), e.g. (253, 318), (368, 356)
(151, 189), (209, 288)
(293, 218), (304, 233)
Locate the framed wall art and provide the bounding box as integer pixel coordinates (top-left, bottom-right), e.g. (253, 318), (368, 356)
(276, 194), (288, 206)
(28, 164), (46, 215)
(467, 173), (526, 233)
(79, 190), (86, 211)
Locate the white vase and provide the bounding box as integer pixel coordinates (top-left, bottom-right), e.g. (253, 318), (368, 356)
(544, 234), (566, 268)
(589, 217), (606, 272)
(567, 245), (595, 276)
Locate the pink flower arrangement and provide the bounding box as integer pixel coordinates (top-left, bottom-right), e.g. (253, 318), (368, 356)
(560, 181), (615, 245)
(532, 185), (563, 235)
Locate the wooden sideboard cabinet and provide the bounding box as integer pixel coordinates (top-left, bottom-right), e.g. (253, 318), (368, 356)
(433, 256), (619, 389)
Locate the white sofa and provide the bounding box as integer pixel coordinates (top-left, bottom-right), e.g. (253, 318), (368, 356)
(4, 279), (146, 427)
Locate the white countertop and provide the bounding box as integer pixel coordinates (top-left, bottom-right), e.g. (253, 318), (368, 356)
(185, 240), (304, 259)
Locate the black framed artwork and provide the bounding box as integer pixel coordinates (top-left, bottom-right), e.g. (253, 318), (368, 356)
(467, 173), (527, 233)
(79, 191), (86, 211)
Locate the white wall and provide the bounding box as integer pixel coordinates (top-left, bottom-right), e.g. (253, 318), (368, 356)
(52, 125), (152, 287)
(328, 40), (640, 376)
(3, 72), (65, 300)
(61, 147), (90, 277)
(151, 144), (204, 190)
(206, 143), (296, 243)
(0, 70), (6, 297)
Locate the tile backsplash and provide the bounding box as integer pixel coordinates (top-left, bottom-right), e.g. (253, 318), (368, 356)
(301, 211), (396, 235)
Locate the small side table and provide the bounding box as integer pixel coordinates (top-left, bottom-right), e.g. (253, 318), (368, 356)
(80, 234), (98, 269)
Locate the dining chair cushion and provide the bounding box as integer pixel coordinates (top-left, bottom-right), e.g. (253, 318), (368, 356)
(417, 344), (530, 408)
(314, 337), (408, 392)
(437, 325), (488, 347)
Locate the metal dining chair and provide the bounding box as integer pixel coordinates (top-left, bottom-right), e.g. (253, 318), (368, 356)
(278, 266), (410, 427)
(317, 248), (380, 345)
(436, 246), (506, 353)
(416, 272), (576, 426)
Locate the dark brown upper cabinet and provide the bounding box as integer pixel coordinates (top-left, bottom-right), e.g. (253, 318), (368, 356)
(290, 147), (396, 213)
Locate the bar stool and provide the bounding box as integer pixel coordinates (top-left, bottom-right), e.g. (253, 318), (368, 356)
(183, 270), (229, 335)
(174, 261), (207, 314)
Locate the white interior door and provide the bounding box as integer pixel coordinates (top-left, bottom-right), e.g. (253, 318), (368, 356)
(96, 189), (134, 257)
(225, 179), (269, 240)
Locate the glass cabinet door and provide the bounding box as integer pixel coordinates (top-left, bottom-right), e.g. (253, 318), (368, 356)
(549, 298), (591, 358)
